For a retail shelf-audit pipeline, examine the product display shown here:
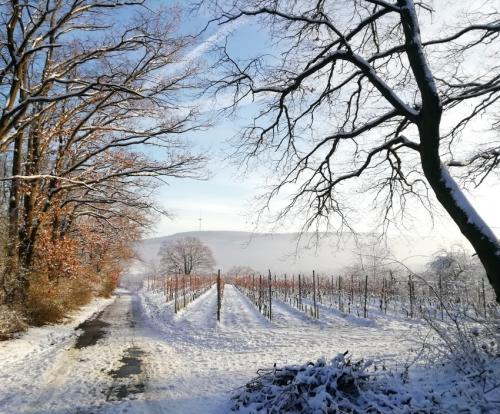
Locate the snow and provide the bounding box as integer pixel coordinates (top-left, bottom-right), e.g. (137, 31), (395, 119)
(221, 284), (270, 329)
(440, 165), (499, 244)
(0, 296), (114, 412)
(0, 274), (496, 413)
(137, 284), (418, 412)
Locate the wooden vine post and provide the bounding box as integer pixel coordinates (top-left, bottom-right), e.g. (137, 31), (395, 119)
(331, 275), (334, 306)
(408, 274), (414, 318)
(183, 273), (186, 308)
(298, 274), (302, 310)
(174, 271), (178, 313)
(217, 269), (222, 322)
(284, 273), (288, 302)
(259, 274), (263, 313)
(268, 269), (272, 320)
(338, 276), (343, 312)
(363, 274), (368, 318)
(312, 270), (318, 319)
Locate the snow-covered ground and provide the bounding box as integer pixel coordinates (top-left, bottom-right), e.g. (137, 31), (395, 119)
(139, 284), (420, 413)
(0, 295), (114, 413)
(2, 279), (492, 413)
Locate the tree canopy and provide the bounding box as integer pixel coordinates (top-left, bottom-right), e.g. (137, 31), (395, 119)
(159, 237), (216, 275)
(202, 0), (500, 301)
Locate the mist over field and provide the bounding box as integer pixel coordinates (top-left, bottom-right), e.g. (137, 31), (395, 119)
(137, 231), (457, 274)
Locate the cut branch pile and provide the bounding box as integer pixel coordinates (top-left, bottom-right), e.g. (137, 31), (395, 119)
(231, 352), (379, 413)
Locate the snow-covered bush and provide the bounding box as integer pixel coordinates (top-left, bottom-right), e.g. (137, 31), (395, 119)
(0, 305), (27, 339)
(231, 352), (374, 413)
(419, 309), (500, 411)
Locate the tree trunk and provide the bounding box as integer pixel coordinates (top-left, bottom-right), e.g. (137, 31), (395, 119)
(417, 102), (500, 302)
(421, 148), (500, 302)
(3, 132), (24, 305)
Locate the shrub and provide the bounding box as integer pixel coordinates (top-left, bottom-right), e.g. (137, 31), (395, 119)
(97, 270), (120, 298)
(25, 274), (92, 326)
(0, 305), (27, 340)
(419, 307), (500, 412)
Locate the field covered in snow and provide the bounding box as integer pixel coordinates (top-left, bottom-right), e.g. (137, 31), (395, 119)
(140, 284), (421, 412)
(0, 275), (498, 413)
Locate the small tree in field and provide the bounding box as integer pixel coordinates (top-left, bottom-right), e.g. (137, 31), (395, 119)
(428, 246), (482, 285)
(159, 237), (216, 275)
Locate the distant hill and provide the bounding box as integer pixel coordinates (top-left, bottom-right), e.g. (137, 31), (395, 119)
(135, 231), (457, 274)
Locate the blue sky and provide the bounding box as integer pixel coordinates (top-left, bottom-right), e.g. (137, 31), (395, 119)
(150, 7), (272, 236)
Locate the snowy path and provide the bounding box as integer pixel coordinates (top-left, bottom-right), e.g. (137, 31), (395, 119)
(175, 285), (218, 329)
(221, 284), (269, 329)
(0, 291), (168, 414)
(0, 283), (420, 414)
(270, 297), (320, 327)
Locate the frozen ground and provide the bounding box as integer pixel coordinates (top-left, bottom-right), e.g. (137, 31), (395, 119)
(0, 279), (424, 414)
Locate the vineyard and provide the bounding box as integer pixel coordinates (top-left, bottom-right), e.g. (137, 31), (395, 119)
(137, 264), (500, 413)
(144, 268), (497, 324)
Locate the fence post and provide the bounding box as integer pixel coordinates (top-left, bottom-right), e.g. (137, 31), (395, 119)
(349, 274), (354, 314)
(183, 273), (186, 308)
(174, 271), (178, 313)
(298, 274), (302, 310)
(363, 274), (368, 318)
(330, 275), (334, 306)
(259, 274), (263, 313)
(190, 274), (193, 301)
(312, 270), (318, 319)
(336, 276), (341, 312)
(284, 273), (287, 302)
(252, 274), (256, 303)
(217, 269), (222, 322)
(268, 269), (272, 320)
(408, 274), (414, 318)
(382, 278), (387, 314)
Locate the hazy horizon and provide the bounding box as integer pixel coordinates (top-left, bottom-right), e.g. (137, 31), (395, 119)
(137, 229), (471, 275)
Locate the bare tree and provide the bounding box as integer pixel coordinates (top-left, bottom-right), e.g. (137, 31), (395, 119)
(202, 0), (500, 301)
(159, 237), (216, 275)
(428, 246), (483, 285)
(226, 265), (256, 277)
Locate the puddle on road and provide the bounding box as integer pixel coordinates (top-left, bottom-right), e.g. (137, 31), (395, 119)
(74, 311), (110, 349)
(110, 347), (144, 378)
(106, 347), (146, 401)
